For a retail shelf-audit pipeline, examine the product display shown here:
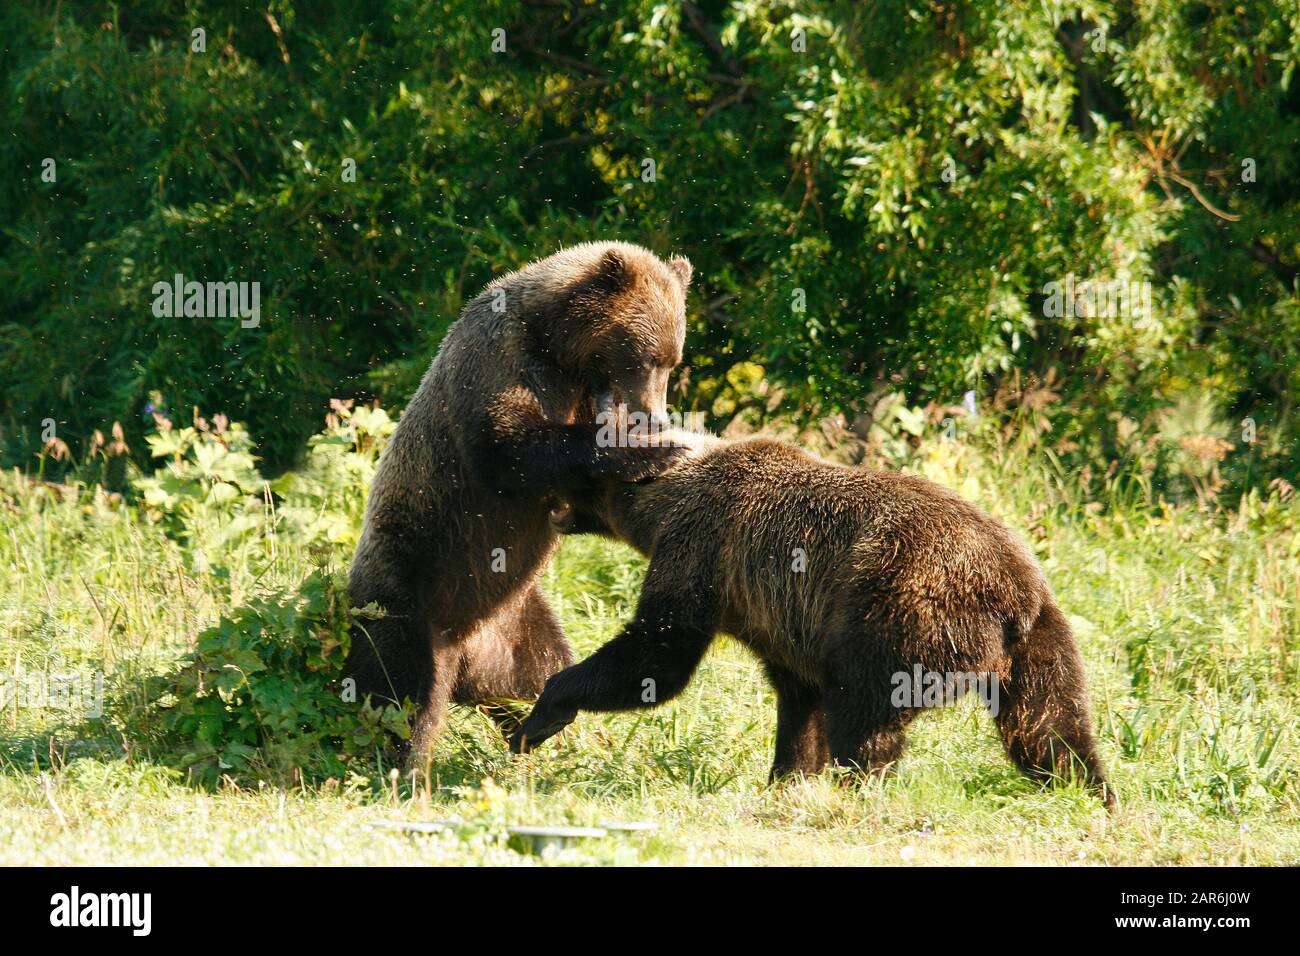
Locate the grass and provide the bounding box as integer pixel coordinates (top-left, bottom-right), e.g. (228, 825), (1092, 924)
(2, 428), (1298, 866)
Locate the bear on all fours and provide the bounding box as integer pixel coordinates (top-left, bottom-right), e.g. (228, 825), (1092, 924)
(517, 430), (1116, 809)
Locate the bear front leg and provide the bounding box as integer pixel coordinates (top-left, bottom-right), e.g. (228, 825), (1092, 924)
(510, 555), (719, 754)
(468, 403), (685, 498)
(509, 615), (714, 753)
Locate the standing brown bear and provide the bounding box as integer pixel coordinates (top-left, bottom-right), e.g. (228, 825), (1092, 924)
(514, 432), (1115, 808)
(348, 242), (692, 756)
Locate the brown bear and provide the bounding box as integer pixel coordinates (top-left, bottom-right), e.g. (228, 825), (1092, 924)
(513, 432), (1115, 808)
(347, 242), (692, 756)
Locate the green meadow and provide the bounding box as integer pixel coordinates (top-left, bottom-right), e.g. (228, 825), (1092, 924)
(1, 406), (1296, 865)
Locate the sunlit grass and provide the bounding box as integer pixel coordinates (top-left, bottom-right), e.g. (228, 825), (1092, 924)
(2, 439), (1298, 864)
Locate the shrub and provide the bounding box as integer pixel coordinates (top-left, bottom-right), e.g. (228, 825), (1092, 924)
(138, 567), (410, 787)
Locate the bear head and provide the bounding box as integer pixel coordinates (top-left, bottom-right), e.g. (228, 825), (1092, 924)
(521, 242), (692, 431)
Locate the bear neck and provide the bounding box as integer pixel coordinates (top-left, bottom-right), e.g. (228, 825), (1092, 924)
(600, 482), (661, 557)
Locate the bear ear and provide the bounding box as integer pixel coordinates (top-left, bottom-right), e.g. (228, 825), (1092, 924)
(589, 248), (633, 292)
(667, 255), (693, 291)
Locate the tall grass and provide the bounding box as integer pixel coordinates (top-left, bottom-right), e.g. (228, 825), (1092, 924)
(1, 403), (1297, 864)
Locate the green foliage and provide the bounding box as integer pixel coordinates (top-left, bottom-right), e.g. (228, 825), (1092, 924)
(1, 0), (1296, 495)
(271, 399), (396, 549)
(0, 398), (408, 787)
(127, 398), (393, 578)
(132, 411), (266, 558)
(139, 567), (410, 786)
(66, 402), (404, 786)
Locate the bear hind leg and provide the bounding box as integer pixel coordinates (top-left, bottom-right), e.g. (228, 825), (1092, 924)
(995, 603), (1116, 809)
(821, 642), (914, 779)
(407, 643), (459, 762)
(345, 567), (458, 764)
(453, 584), (574, 740)
(765, 662), (828, 781)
